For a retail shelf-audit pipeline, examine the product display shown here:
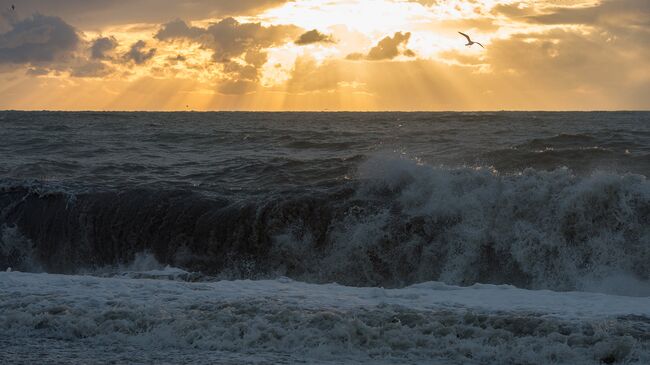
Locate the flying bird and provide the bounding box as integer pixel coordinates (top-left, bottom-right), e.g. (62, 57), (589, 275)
(458, 32), (484, 48)
(11, 4), (15, 10)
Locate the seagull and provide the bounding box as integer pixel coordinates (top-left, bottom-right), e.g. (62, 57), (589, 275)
(458, 32), (484, 48)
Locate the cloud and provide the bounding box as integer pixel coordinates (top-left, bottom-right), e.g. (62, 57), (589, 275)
(406, 0), (439, 6)
(434, 24), (650, 108)
(283, 0), (650, 109)
(4, 0), (650, 110)
(70, 60), (113, 78)
(168, 54), (186, 62)
(487, 28), (649, 87)
(156, 17), (300, 94)
(25, 67), (50, 76)
(287, 57), (349, 93)
(0, 14), (120, 78)
(8, 0), (292, 27)
(217, 79), (257, 95)
(346, 32), (415, 61)
(216, 56), (266, 95)
(285, 57), (468, 109)
(526, 0), (650, 27)
(156, 18), (300, 62)
(284, 15), (650, 110)
(491, 2), (537, 18)
(367, 32), (413, 60)
(512, 0), (650, 61)
(123, 40), (156, 64)
(154, 19), (204, 41)
(295, 29), (335, 45)
(90, 36), (118, 60)
(0, 14), (79, 64)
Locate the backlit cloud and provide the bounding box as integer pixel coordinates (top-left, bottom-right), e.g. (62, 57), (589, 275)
(347, 32), (415, 60)
(295, 29), (335, 45)
(0, 14), (79, 64)
(0, 0), (648, 110)
(123, 40), (156, 64)
(90, 36), (118, 60)
(6, 0), (292, 27)
(156, 17), (300, 94)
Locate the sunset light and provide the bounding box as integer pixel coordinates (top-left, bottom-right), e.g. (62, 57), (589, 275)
(2, 2), (650, 364)
(1, 0), (647, 110)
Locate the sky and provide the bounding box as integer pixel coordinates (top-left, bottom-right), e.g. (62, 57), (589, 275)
(0, 0), (648, 111)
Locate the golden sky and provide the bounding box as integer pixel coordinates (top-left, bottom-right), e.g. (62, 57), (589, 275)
(0, 0), (648, 110)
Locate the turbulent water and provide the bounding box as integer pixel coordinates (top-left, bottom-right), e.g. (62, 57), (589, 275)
(1, 111), (649, 364)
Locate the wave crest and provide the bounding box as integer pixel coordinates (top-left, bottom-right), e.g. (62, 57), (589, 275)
(1, 157), (649, 293)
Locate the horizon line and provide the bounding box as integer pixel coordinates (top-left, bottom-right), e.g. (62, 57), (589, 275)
(2, 109), (650, 113)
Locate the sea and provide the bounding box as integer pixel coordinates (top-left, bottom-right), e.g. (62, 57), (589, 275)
(0, 111), (649, 364)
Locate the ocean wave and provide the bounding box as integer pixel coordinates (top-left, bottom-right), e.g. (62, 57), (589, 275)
(1, 157), (649, 293)
(480, 132), (650, 174)
(480, 147), (644, 174)
(522, 133), (597, 148)
(284, 140), (359, 150)
(1, 272), (649, 364)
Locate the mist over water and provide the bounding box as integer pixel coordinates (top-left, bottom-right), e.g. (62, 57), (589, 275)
(1, 111), (650, 364)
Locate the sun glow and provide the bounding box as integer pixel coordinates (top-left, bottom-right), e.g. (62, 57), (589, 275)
(261, 0), (430, 34)
(0, 0), (648, 111)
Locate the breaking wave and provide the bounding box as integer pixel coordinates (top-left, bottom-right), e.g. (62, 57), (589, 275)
(1, 156), (649, 293)
(3, 272), (649, 364)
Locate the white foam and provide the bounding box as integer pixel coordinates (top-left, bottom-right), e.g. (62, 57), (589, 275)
(90, 251), (192, 280)
(284, 155), (650, 293)
(1, 272), (649, 364)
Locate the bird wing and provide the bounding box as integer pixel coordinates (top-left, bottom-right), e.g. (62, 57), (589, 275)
(458, 32), (471, 42)
(476, 42), (484, 48)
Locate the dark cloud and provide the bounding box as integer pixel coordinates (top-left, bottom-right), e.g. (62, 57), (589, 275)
(0, 14), (120, 78)
(295, 29), (335, 45)
(346, 32), (415, 61)
(223, 61), (259, 80)
(244, 49), (269, 68)
(123, 40), (156, 64)
(0, 8), (17, 33)
(90, 36), (118, 60)
(216, 56), (267, 95)
(518, 0), (650, 56)
(367, 32), (413, 60)
(7, 0), (292, 27)
(0, 14), (79, 64)
(156, 18), (300, 62)
(154, 19), (203, 41)
(526, 0), (650, 30)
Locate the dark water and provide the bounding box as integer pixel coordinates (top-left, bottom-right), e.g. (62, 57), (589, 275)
(1, 111), (649, 291)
